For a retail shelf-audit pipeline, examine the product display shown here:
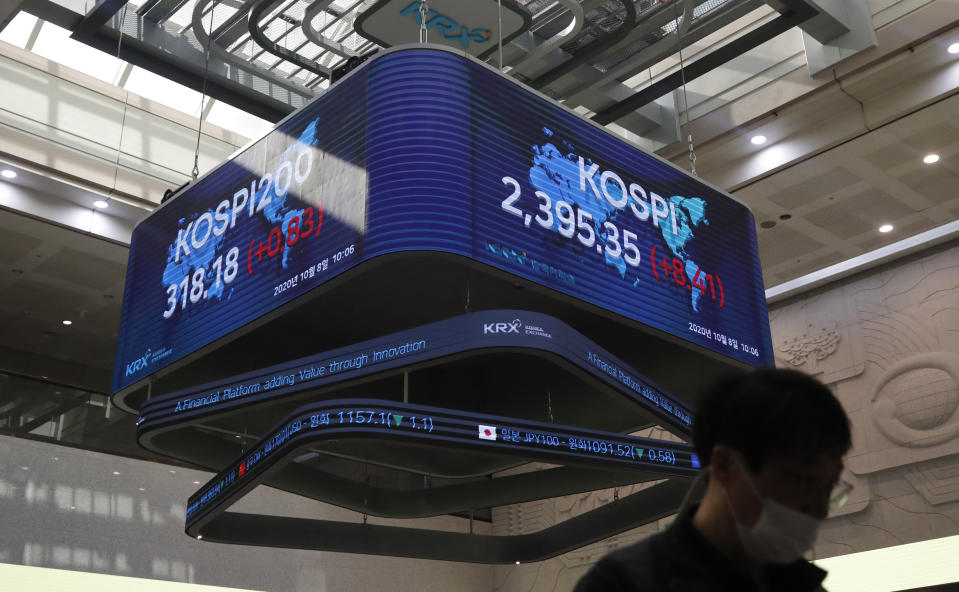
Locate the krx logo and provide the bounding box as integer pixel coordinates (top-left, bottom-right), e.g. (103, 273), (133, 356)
(484, 319), (522, 335)
(400, 2), (491, 50)
(125, 349), (151, 377)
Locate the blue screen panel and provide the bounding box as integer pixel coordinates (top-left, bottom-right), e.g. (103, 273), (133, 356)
(113, 47), (772, 394)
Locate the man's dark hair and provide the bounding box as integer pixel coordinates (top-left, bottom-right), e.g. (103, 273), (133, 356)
(692, 368), (851, 471)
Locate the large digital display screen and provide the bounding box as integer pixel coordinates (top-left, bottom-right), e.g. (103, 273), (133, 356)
(113, 46), (772, 395)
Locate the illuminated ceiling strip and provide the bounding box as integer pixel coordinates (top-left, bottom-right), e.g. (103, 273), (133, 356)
(765, 219), (959, 303)
(815, 534), (959, 592)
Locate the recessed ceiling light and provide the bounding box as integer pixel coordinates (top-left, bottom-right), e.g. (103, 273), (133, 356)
(93, 200), (109, 208)
(1, 169), (16, 179)
(62, 320), (72, 326)
(112, 471), (121, 475)
(923, 154), (940, 164)
(193, 481), (201, 485)
(949, 42), (959, 54)
(138, 487), (146, 492)
(197, 534), (203, 540)
(750, 135), (767, 145)
(879, 224), (894, 233)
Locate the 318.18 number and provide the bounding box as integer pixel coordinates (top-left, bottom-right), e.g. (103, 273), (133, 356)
(163, 247), (239, 318)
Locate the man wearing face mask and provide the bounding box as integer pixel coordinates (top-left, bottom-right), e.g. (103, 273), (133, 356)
(573, 368), (851, 592)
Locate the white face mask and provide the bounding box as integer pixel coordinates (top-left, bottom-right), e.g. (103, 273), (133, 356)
(729, 456), (822, 564)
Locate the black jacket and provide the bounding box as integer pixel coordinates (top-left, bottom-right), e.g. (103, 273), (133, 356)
(573, 507), (827, 592)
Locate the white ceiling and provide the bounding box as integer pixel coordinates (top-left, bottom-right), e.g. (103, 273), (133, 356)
(742, 91), (959, 287)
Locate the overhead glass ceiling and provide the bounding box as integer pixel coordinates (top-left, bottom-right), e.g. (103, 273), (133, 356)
(0, 11), (274, 141)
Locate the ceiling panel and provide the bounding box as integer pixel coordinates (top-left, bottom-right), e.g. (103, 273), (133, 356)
(0, 228), (43, 263)
(32, 247), (126, 291)
(864, 142), (919, 171)
(901, 122), (959, 155)
(803, 188), (916, 240)
(852, 216), (939, 253)
(767, 166), (862, 211)
(756, 223), (825, 268)
(898, 167), (959, 205)
(780, 249), (844, 279)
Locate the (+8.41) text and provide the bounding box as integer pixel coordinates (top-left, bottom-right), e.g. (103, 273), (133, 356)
(162, 247), (240, 318)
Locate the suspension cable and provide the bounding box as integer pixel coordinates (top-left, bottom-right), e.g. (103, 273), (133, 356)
(673, 2), (697, 176)
(192, 0), (217, 181)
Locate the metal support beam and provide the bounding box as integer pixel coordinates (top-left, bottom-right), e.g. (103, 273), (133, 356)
(0, 0), (26, 31)
(249, 0), (331, 80)
(592, 3), (816, 126)
(302, 0), (360, 60)
(529, 0), (636, 90)
(508, 0), (584, 77)
(552, 0), (760, 147)
(67, 4), (310, 121)
(138, 0), (190, 22)
(801, 0), (877, 75)
(71, 0), (127, 39)
(21, 0), (310, 120)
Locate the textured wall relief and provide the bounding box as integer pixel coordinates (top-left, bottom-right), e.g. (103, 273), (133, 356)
(872, 352), (959, 448)
(768, 244), (959, 558)
(848, 286), (959, 473)
(905, 455), (959, 506)
(779, 321), (841, 368)
(820, 245), (959, 555)
(769, 287), (865, 385)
